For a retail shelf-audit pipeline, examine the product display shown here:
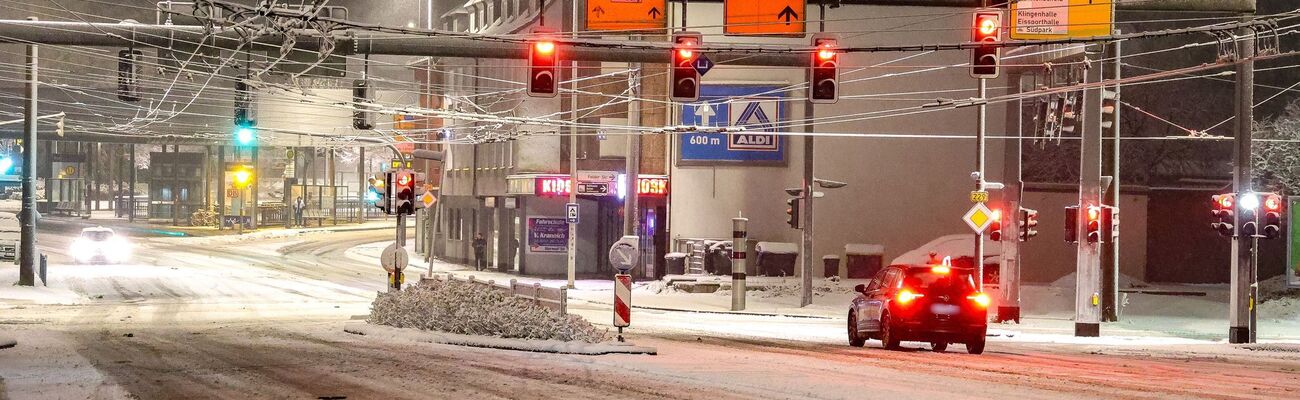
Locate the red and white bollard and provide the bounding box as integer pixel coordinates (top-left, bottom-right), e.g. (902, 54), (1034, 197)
(613, 273), (632, 342)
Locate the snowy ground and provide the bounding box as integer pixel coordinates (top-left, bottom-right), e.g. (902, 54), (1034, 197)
(3, 221), (1300, 398)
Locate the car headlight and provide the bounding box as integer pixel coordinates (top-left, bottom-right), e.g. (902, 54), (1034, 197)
(70, 239), (94, 261)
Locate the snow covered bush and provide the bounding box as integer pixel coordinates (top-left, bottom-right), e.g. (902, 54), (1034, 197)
(368, 279), (609, 343)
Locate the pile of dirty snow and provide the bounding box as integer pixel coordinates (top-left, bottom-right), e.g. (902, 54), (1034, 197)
(368, 279), (608, 343)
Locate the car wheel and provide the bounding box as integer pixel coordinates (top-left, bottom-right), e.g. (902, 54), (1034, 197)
(847, 311), (865, 347)
(931, 341), (948, 353)
(967, 337), (986, 355)
(880, 311), (901, 350)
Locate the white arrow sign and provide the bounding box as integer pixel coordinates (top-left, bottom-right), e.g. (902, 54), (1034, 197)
(694, 103), (716, 125)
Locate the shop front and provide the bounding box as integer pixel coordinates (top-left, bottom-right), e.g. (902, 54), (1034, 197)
(506, 173), (669, 279)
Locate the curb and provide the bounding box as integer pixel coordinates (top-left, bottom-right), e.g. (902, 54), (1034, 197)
(583, 300), (834, 320)
(344, 322), (657, 356)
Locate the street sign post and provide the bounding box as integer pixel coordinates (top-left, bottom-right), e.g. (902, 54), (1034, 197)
(963, 202), (996, 234)
(724, 0), (806, 36)
(586, 0), (666, 32)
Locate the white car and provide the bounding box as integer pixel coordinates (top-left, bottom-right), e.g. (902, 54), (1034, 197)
(71, 227), (130, 264)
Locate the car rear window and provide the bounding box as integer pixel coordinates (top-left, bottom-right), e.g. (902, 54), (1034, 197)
(905, 269), (977, 294)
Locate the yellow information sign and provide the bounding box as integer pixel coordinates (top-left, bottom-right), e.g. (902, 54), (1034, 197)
(586, 0), (667, 32)
(1010, 0), (1113, 40)
(970, 191), (990, 203)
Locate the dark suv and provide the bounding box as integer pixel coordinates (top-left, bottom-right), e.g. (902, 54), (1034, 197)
(847, 263), (989, 354)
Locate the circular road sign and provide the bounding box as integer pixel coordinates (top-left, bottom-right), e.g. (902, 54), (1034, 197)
(380, 243), (409, 273)
(608, 235), (640, 273)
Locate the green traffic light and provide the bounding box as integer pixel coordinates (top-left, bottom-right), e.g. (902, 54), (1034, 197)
(236, 126), (256, 145)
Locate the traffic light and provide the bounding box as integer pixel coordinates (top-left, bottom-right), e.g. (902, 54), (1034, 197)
(1060, 92), (1079, 136)
(988, 208), (1003, 241)
(1064, 205), (1078, 243)
(371, 174), (391, 214)
(117, 49), (142, 102)
(353, 79), (373, 130)
(1262, 192), (1283, 239)
(392, 169), (416, 215)
(234, 122), (256, 146)
(970, 11), (1002, 79)
(671, 32), (702, 101)
(1102, 206), (1117, 243)
(1240, 192), (1260, 237)
(1101, 89), (1118, 133)
(527, 30), (558, 98)
(1211, 193), (1236, 237)
(1085, 205), (1103, 243)
(231, 165), (254, 189)
(809, 35), (839, 104)
(1019, 207), (1039, 241)
(785, 197), (801, 229)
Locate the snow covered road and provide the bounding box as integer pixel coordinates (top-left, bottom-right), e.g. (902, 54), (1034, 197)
(3, 222), (1299, 399)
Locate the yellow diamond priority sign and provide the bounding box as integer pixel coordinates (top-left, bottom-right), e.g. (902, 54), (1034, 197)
(963, 202), (995, 234)
(420, 191), (437, 209)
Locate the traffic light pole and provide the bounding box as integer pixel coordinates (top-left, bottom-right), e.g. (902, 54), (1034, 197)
(974, 77), (986, 292)
(798, 1), (830, 308)
(1075, 52), (1104, 337)
(17, 29), (37, 287)
(1229, 19), (1256, 344)
(996, 73), (1025, 323)
(1101, 38), (1123, 323)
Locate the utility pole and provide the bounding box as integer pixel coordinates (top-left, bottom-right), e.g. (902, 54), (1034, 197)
(564, 0), (578, 289)
(1075, 51), (1104, 337)
(1229, 18), (1256, 344)
(18, 23), (37, 287)
(974, 77), (987, 290)
(624, 66), (641, 238)
(996, 73), (1025, 323)
(799, 2), (831, 307)
(1101, 36), (1123, 322)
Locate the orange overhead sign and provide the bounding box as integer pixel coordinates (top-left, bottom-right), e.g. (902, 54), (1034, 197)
(725, 0), (806, 36)
(1010, 0), (1114, 40)
(586, 0), (667, 32)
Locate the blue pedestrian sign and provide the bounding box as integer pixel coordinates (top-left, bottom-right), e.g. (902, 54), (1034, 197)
(693, 54), (715, 76)
(678, 85), (787, 165)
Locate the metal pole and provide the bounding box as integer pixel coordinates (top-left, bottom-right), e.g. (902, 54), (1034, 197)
(996, 73), (1024, 323)
(624, 67), (641, 238)
(1229, 17), (1256, 344)
(1076, 52), (1104, 337)
(18, 29), (37, 286)
(129, 143), (135, 223)
(975, 78), (987, 291)
(1101, 37), (1123, 322)
(565, 0), (578, 289)
(731, 216), (748, 311)
(250, 144), (259, 229)
(799, 1), (829, 308)
(395, 212), (407, 291)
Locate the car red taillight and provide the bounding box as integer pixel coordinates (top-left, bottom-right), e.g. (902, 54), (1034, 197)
(967, 292), (990, 308)
(897, 289), (924, 305)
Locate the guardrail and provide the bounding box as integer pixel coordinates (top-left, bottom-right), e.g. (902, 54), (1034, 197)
(421, 273), (568, 315)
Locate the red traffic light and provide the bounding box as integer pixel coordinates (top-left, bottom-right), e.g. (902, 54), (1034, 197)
(533, 40), (555, 56)
(810, 35), (840, 104)
(1215, 193), (1235, 209)
(975, 13), (1000, 39)
(671, 32), (702, 101)
(1087, 205), (1100, 221)
(1264, 193), (1282, 211)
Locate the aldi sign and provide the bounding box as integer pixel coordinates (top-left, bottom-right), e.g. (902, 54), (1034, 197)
(679, 85), (787, 165)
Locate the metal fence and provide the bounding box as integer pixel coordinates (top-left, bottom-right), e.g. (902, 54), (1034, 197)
(421, 273), (568, 315)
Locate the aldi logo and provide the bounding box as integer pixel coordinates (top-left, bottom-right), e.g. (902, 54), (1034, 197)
(729, 133), (779, 151)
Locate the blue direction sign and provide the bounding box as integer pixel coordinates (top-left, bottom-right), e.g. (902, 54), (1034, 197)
(693, 54), (714, 76)
(678, 85), (787, 165)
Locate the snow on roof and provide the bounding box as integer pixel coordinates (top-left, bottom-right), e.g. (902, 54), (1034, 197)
(844, 243), (884, 255)
(664, 252), (687, 259)
(756, 242), (798, 254)
(890, 234), (1001, 266)
(823, 255), (840, 259)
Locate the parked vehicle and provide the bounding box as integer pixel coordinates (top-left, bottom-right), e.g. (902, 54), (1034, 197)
(847, 261), (989, 354)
